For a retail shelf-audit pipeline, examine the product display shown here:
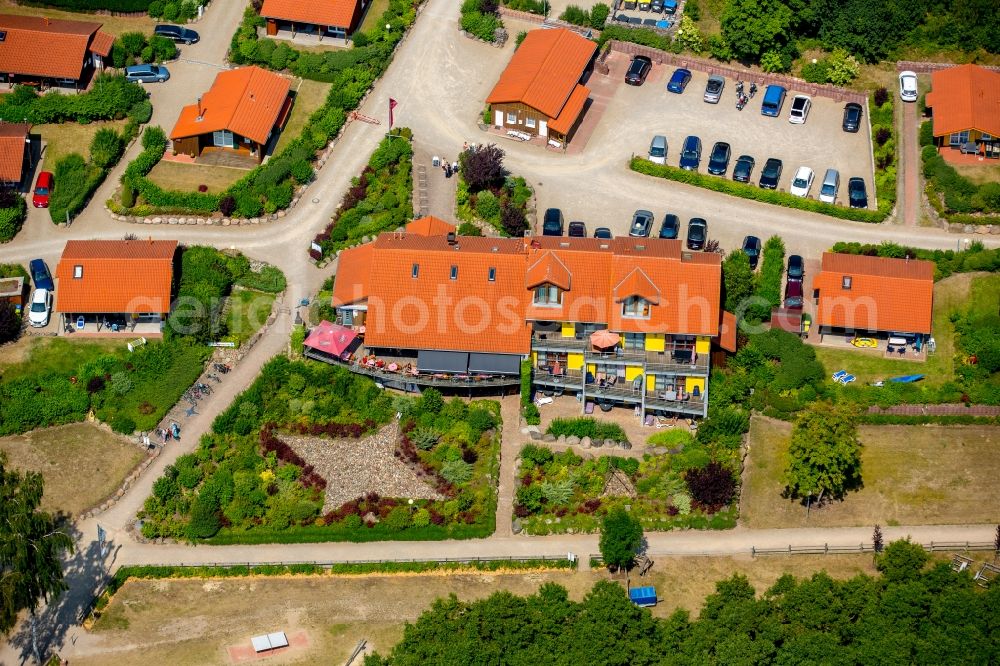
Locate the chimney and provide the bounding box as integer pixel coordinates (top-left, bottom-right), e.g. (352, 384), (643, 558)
(196, 96), (203, 121)
(446, 232), (457, 245)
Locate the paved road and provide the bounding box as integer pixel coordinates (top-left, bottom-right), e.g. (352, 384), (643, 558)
(2, 0), (998, 662)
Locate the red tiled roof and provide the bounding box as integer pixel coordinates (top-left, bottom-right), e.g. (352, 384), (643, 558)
(170, 67), (291, 145)
(0, 14), (104, 80)
(486, 29), (596, 119)
(331, 229), (724, 355)
(260, 0), (361, 30)
(548, 84), (589, 135)
(89, 30), (114, 57)
(405, 216), (455, 236)
(0, 122), (28, 184)
(813, 252), (934, 334)
(925, 64), (1000, 138)
(716, 310), (737, 353)
(55, 240), (177, 314)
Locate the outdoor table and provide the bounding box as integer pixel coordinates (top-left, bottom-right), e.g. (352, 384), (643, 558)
(888, 336), (907, 347)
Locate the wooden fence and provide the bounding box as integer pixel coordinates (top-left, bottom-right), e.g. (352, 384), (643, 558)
(896, 60), (1000, 74)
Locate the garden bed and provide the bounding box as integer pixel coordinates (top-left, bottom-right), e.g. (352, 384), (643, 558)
(514, 426), (739, 535)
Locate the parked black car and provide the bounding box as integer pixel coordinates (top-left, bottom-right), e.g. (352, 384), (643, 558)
(679, 135), (702, 171)
(625, 56), (652, 85)
(783, 279), (804, 310)
(759, 157), (783, 189)
(542, 208), (564, 235)
(629, 209), (655, 237)
(686, 218), (707, 250)
(732, 155), (754, 183)
(707, 141), (731, 176)
(568, 221), (587, 237)
(741, 235), (762, 269)
(848, 177), (868, 208)
(658, 214), (680, 239)
(154, 24), (200, 44)
(842, 102), (863, 133)
(594, 227), (613, 239)
(787, 254), (804, 281)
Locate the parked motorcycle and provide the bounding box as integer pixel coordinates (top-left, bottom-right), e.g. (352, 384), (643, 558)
(749, 82), (758, 98)
(736, 93), (748, 111)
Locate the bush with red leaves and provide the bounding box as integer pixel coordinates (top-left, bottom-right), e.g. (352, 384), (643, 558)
(684, 462), (737, 513)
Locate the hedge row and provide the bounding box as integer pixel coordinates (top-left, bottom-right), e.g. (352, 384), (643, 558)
(0, 198), (26, 243)
(0, 74), (146, 125)
(629, 157), (889, 222)
(116, 0), (422, 217)
(19, 0), (151, 10)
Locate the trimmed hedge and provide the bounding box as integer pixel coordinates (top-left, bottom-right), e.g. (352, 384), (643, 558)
(18, 0), (150, 9)
(598, 25), (673, 50)
(630, 157), (889, 222)
(0, 198), (27, 243)
(0, 74), (146, 125)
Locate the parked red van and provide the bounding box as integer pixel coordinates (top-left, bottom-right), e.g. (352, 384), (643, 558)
(33, 171), (53, 208)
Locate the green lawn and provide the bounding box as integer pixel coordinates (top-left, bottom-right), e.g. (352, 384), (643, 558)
(0, 338), (122, 382)
(360, 0), (392, 34)
(146, 161), (246, 194)
(224, 288), (276, 346)
(274, 79), (332, 156)
(39, 120), (130, 170)
(813, 272), (977, 387)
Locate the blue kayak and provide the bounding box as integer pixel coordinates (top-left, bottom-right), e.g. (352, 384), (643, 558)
(889, 374), (924, 383)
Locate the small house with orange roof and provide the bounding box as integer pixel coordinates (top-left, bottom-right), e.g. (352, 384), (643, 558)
(0, 14), (113, 89)
(54, 239), (178, 336)
(0, 122), (30, 187)
(170, 66), (293, 164)
(925, 64), (1000, 159)
(260, 0), (368, 40)
(485, 28), (597, 146)
(813, 252), (934, 346)
(326, 219), (724, 417)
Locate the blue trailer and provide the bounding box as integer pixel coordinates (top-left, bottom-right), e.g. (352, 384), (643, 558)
(629, 586), (657, 607)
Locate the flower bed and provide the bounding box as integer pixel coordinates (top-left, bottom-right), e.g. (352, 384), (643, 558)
(514, 428), (739, 536)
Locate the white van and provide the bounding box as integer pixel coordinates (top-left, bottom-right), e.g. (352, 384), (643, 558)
(648, 135), (667, 164)
(819, 168), (840, 204)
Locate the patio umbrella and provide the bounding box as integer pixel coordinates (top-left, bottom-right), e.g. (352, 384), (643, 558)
(590, 330), (620, 349)
(303, 320), (358, 357)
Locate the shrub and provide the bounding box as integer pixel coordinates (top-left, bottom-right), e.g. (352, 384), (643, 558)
(0, 74), (145, 125)
(120, 179), (137, 208)
(219, 195), (236, 217)
(90, 127), (125, 169)
(547, 418), (628, 442)
(0, 301), (19, 344)
(49, 153), (104, 225)
(441, 460), (473, 485)
(188, 494), (222, 538)
(457, 221), (482, 236)
(475, 190), (500, 221)
(0, 198), (27, 243)
(800, 59), (830, 83)
(560, 5), (591, 25)
(110, 414), (136, 434)
(589, 2), (609, 27)
(684, 462), (737, 511)
(918, 120), (934, 147)
(411, 426), (439, 450)
(873, 87), (888, 107)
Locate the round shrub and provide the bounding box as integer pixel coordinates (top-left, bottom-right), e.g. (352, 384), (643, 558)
(290, 160), (313, 184)
(121, 180), (136, 208)
(111, 371), (133, 396)
(235, 192), (263, 218)
(110, 414), (136, 434)
(219, 194), (236, 217)
(148, 0), (164, 17)
(384, 505), (411, 530)
(412, 508), (430, 527)
(129, 100), (153, 124)
(162, 2), (179, 21)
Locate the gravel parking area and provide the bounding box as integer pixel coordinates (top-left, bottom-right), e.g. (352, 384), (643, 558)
(282, 424), (444, 511)
(609, 53), (874, 208)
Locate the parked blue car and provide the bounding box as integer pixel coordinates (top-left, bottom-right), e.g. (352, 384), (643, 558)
(29, 259), (53, 291)
(666, 68), (692, 93)
(678, 135), (702, 170)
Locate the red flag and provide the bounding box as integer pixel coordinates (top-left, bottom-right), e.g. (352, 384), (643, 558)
(389, 98), (398, 128)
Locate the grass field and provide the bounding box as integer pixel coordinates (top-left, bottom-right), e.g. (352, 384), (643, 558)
(953, 162), (1000, 186)
(75, 552), (923, 664)
(0, 0), (154, 37)
(0, 422), (144, 516)
(146, 161), (245, 194)
(224, 288), (276, 345)
(741, 416), (1000, 528)
(39, 120), (131, 170)
(274, 79), (332, 156)
(359, 0), (392, 34)
(0, 337), (122, 382)
(813, 272), (977, 387)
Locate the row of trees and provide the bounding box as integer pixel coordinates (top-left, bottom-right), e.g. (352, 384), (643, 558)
(367, 539), (999, 665)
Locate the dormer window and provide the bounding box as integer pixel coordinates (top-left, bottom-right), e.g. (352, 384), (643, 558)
(622, 296), (651, 319)
(488, 267), (496, 282)
(450, 265), (458, 280)
(842, 275), (852, 290)
(533, 284), (562, 306)
(73, 265), (83, 279)
(411, 263), (419, 278)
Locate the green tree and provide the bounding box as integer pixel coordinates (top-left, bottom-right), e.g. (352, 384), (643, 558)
(0, 300), (19, 344)
(599, 507), (642, 570)
(784, 401), (862, 505)
(0, 452), (74, 664)
(722, 249), (755, 313)
(876, 538), (930, 582)
(721, 0), (794, 62)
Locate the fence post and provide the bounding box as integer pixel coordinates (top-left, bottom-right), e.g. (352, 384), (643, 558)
(824, 543), (828, 554)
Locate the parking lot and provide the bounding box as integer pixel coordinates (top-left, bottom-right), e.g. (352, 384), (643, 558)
(593, 52), (875, 209)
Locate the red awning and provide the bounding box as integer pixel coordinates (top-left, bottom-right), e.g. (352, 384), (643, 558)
(303, 320), (358, 357)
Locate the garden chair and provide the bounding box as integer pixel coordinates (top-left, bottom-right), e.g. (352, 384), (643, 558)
(839, 374), (856, 385)
(831, 369), (847, 381)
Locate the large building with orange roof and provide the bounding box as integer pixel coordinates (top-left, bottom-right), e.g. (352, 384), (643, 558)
(170, 66), (293, 164)
(813, 252), (934, 341)
(485, 28), (597, 146)
(54, 239), (178, 336)
(0, 14), (113, 88)
(260, 0), (368, 40)
(322, 220), (725, 417)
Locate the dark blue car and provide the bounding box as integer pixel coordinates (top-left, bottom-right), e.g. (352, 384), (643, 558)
(29, 259), (53, 291)
(666, 68), (692, 93)
(679, 135), (701, 171)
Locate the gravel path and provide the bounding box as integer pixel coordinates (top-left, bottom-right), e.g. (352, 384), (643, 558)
(282, 423), (444, 511)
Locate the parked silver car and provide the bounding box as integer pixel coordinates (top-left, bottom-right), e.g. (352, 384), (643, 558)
(703, 75), (724, 104)
(125, 64), (170, 83)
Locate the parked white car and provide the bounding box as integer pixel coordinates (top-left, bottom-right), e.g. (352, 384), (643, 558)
(788, 95), (812, 124)
(898, 71), (918, 102)
(28, 288), (52, 328)
(789, 166), (815, 197)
